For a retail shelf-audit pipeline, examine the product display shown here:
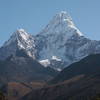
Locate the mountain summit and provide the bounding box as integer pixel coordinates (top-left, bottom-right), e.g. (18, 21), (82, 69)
(38, 11), (83, 38)
(3, 29), (31, 48)
(0, 11), (100, 70)
(36, 11), (100, 70)
(0, 29), (36, 60)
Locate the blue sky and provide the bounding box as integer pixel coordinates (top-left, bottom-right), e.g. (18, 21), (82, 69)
(0, 0), (100, 46)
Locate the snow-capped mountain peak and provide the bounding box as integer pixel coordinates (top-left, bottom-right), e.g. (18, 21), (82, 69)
(54, 11), (83, 36)
(3, 29), (33, 48)
(14, 29), (31, 42)
(0, 29), (36, 60)
(39, 11), (83, 38)
(54, 11), (72, 20)
(15, 29), (30, 41)
(36, 11), (84, 62)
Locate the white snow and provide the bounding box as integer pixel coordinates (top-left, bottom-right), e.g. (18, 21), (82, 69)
(55, 68), (62, 71)
(16, 29), (31, 41)
(39, 59), (50, 67)
(51, 56), (62, 61)
(2, 29), (36, 59)
(37, 11), (83, 62)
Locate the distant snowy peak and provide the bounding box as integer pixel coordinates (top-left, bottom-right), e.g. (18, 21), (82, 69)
(1, 29), (36, 59)
(53, 11), (72, 22)
(39, 11), (83, 38)
(36, 11), (84, 62)
(3, 29), (35, 49)
(15, 29), (30, 41)
(3, 29), (30, 47)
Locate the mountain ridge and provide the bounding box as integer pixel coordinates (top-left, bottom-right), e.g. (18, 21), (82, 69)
(22, 54), (100, 100)
(0, 49), (58, 84)
(0, 11), (100, 71)
(50, 54), (100, 84)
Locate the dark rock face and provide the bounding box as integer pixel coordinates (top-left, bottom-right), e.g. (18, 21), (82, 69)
(22, 54), (100, 100)
(0, 49), (58, 84)
(22, 76), (100, 100)
(50, 54), (100, 84)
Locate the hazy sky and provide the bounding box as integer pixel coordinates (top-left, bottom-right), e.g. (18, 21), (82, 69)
(0, 0), (100, 46)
